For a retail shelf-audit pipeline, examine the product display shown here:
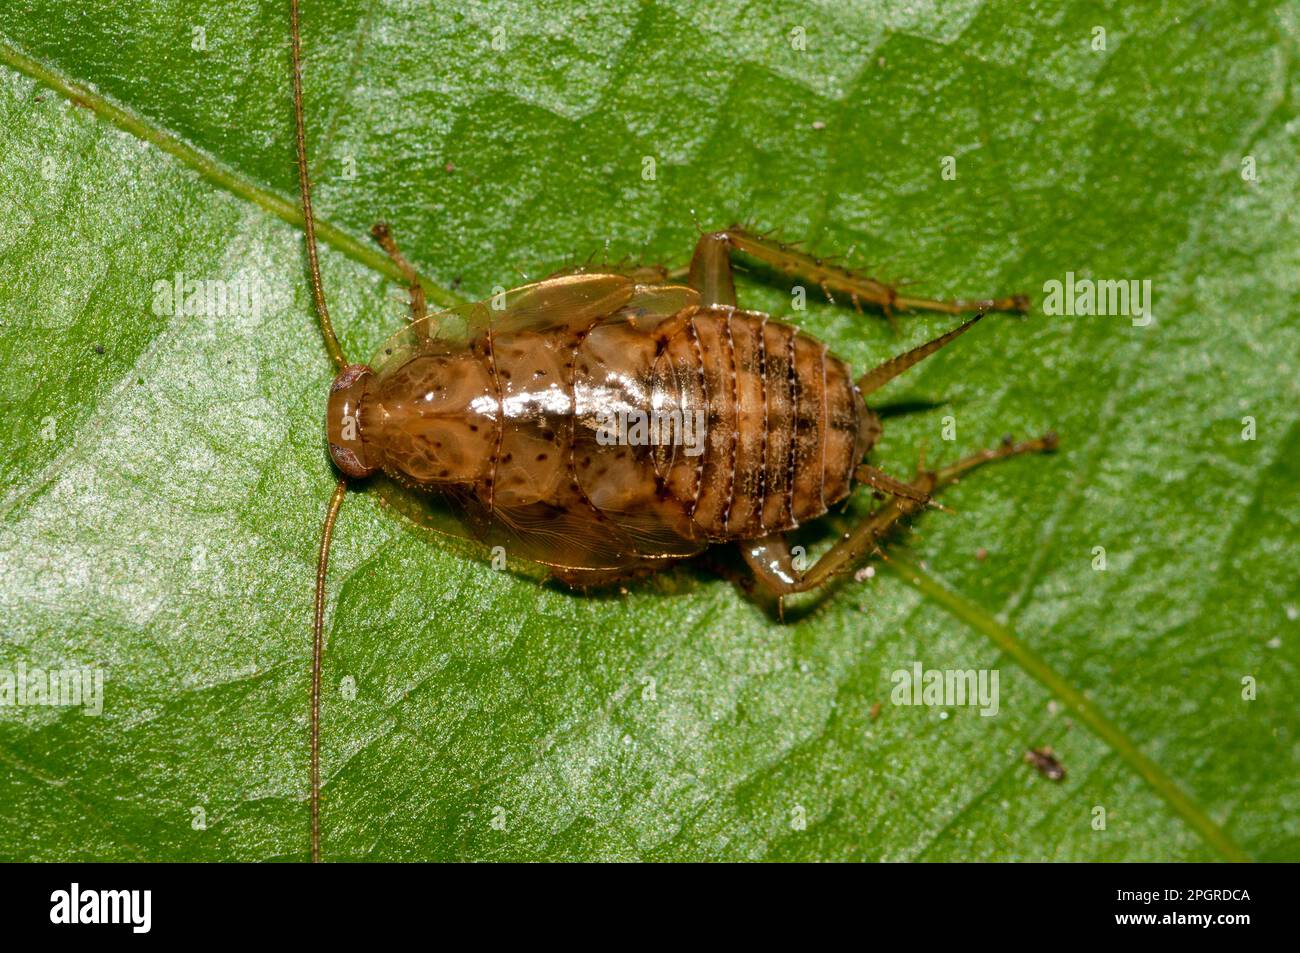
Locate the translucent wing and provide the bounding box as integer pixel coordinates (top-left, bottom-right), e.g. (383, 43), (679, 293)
(366, 274), (709, 575)
(370, 273), (638, 373)
(372, 477), (703, 575)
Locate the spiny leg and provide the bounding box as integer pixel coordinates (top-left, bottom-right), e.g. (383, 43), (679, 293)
(690, 226), (1028, 321)
(744, 433), (1058, 602)
(370, 222), (428, 323)
(854, 463), (933, 504)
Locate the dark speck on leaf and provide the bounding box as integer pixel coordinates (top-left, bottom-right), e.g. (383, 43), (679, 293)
(1024, 746), (1066, 782)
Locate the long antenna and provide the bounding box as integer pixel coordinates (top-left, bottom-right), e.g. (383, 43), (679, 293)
(311, 476), (347, 863)
(292, 0), (349, 863)
(291, 0), (347, 371)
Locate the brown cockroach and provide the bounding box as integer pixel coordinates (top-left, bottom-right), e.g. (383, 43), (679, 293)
(290, 1), (1057, 861)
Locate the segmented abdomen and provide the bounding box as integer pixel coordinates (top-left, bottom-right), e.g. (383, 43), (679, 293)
(367, 284), (867, 573)
(653, 307), (863, 541)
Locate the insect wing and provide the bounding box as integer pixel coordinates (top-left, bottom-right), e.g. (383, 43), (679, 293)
(373, 475), (687, 575)
(486, 272), (636, 334)
(369, 474), (496, 559)
(370, 273), (640, 371)
(367, 273), (708, 573)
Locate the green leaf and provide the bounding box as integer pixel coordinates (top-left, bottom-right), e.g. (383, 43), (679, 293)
(1, 0), (1296, 861)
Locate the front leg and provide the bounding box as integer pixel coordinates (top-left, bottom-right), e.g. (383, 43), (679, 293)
(370, 222), (428, 323)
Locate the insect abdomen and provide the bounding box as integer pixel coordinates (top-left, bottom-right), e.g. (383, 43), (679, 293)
(655, 307), (864, 541)
(360, 284), (867, 571)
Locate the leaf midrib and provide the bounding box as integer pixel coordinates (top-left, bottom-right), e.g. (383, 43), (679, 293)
(0, 36), (466, 311)
(0, 36), (1251, 863)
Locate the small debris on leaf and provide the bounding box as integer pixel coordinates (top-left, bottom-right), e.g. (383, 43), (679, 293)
(1024, 746), (1066, 781)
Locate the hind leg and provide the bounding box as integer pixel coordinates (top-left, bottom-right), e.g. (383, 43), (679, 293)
(743, 433), (1058, 610)
(689, 226), (1028, 322)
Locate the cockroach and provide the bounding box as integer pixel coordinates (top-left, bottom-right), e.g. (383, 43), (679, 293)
(289, 1), (1057, 861)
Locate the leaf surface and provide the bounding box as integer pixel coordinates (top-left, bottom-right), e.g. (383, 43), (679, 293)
(0, 0), (1296, 860)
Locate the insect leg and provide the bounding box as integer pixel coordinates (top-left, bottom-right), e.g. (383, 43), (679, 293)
(687, 232), (738, 307)
(370, 222), (428, 323)
(854, 463), (934, 504)
(745, 433), (1058, 599)
(740, 534), (801, 619)
(695, 225), (1028, 322)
